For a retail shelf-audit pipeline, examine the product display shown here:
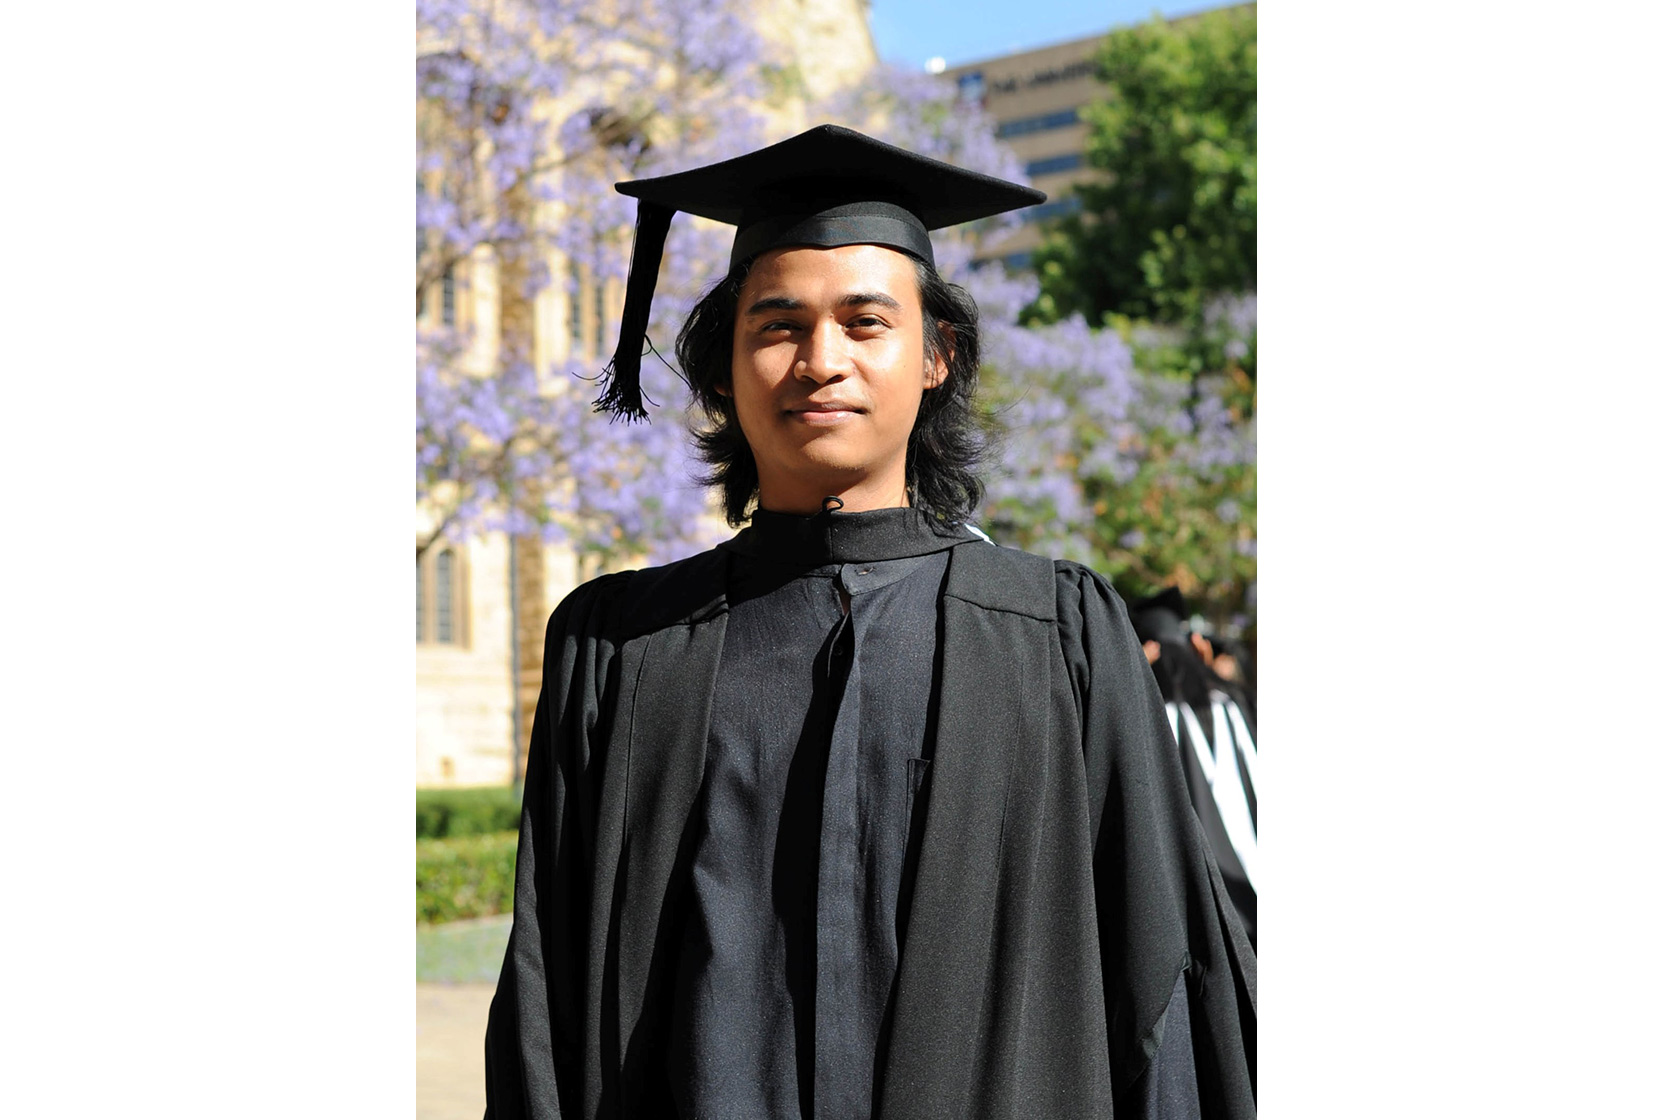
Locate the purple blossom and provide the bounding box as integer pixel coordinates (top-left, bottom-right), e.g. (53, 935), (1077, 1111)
(417, 0), (772, 560)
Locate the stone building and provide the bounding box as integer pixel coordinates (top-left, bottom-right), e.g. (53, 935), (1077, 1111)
(417, 0), (879, 789)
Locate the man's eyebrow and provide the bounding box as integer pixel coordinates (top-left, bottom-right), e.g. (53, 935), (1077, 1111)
(744, 296), (804, 316)
(743, 292), (904, 317)
(839, 291), (902, 311)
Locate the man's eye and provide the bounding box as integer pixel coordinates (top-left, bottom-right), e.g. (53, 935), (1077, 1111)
(850, 316), (886, 330)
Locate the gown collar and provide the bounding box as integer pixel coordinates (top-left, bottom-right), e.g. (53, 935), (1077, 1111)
(720, 505), (980, 567)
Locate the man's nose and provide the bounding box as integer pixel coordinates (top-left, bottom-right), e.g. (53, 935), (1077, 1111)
(795, 321), (848, 383)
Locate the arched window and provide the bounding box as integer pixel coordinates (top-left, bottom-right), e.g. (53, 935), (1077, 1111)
(593, 279), (606, 357)
(568, 259), (585, 352)
(417, 543), (466, 646)
(435, 548), (456, 643)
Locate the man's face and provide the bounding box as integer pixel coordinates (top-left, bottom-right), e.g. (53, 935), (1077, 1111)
(727, 243), (946, 513)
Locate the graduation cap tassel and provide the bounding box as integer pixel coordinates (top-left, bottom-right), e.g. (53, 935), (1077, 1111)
(593, 200), (676, 422)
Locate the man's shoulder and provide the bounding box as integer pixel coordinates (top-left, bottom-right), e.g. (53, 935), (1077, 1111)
(945, 538), (1058, 621)
(945, 536), (1123, 611)
(952, 540), (1133, 634)
(545, 547), (730, 644)
(950, 528), (1100, 577)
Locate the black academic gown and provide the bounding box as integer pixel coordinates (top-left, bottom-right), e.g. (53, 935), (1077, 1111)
(484, 510), (1256, 1120)
(667, 513), (953, 1118)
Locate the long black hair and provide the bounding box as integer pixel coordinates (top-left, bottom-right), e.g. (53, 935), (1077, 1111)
(675, 252), (989, 526)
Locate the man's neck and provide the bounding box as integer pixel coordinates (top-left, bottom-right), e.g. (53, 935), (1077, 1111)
(756, 474), (911, 516)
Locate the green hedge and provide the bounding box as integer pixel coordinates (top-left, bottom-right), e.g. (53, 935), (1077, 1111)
(417, 786), (522, 839)
(417, 831), (518, 924)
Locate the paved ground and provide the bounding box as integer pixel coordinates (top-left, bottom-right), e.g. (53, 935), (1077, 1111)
(418, 914), (511, 1119)
(419, 982), (496, 1120)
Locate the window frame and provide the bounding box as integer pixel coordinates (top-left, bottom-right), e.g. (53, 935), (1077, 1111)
(416, 541), (469, 647)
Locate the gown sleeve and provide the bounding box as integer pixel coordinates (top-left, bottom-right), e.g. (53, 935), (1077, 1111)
(483, 572), (632, 1120)
(1055, 562), (1257, 1120)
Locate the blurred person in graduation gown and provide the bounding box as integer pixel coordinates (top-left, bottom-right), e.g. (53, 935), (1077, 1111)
(483, 126), (1256, 1120)
(1204, 634), (1256, 718)
(1131, 589), (1258, 949)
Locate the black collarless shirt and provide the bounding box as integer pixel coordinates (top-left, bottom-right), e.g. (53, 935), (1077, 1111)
(667, 508), (980, 1120)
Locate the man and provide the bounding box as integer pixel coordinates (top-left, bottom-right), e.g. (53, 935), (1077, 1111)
(484, 125), (1256, 1120)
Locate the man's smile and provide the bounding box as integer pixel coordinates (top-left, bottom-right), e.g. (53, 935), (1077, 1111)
(785, 400), (864, 424)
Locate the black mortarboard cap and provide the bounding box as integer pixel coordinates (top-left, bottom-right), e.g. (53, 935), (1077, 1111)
(1131, 586), (1191, 645)
(596, 123), (1046, 420)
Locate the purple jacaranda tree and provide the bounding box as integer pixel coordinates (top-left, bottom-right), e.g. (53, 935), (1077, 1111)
(416, 0), (773, 564)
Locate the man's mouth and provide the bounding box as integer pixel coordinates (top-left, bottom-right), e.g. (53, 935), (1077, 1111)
(785, 401), (862, 422)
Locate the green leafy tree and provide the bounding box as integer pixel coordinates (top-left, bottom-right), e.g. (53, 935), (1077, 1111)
(1029, 4), (1256, 330)
(1014, 6), (1258, 637)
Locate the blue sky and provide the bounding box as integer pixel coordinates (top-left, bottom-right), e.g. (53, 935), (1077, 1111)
(867, 0), (1230, 69)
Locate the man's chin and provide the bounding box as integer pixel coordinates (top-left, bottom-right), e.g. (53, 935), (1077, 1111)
(759, 455), (877, 499)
